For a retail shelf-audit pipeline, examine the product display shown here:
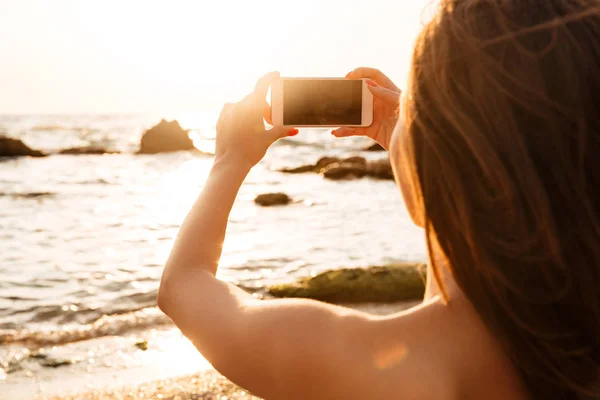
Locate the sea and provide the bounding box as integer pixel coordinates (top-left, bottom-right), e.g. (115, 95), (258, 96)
(0, 112), (427, 395)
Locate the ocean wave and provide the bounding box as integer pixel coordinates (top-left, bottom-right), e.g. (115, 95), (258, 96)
(2, 289), (159, 327)
(65, 178), (114, 185)
(30, 125), (94, 133)
(0, 307), (172, 348)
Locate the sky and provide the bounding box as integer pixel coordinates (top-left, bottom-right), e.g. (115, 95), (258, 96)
(0, 0), (434, 114)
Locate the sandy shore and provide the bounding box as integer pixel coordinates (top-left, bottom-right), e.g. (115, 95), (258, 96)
(44, 370), (260, 400)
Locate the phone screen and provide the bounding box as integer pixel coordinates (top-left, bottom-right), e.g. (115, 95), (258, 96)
(283, 79), (362, 126)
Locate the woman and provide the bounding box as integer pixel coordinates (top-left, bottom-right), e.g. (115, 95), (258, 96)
(158, 0), (600, 398)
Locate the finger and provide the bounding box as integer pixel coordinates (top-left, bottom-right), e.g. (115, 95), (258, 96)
(346, 67), (400, 92)
(367, 83), (401, 107)
(266, 126), (296, 142)
(264, 102), (273, 125)
(253, 71), (280, 102)
(331, 127), (366, 138)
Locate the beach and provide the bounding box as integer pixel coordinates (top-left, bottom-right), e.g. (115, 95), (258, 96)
(0, 113), (427, 399)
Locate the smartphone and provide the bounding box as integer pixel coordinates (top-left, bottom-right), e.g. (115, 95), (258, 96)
(271, 78), (373, 128)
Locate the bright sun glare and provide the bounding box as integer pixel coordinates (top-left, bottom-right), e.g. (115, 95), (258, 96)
(0, 0), (430, 114)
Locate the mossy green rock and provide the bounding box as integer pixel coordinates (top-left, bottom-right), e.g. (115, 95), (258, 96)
(267, 263), (426, 303)
(135, 340), (149, 351)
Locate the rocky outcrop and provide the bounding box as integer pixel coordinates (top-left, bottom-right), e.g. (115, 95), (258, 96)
(280, 156), (394, 181)
(279, 156), (366, 175)
(267, 263), (426, 303)
(254, 193), (291, 207)
(366, 158), (394, 180)
(58, 146), (119, 155)
(321, 161), (367, 180)
(0, 136), (45, 158)
(363, 142), (386, 151)
(279, 156), (342, 174)
(138, 120), (195, 154)
(279, 164), (317, 174)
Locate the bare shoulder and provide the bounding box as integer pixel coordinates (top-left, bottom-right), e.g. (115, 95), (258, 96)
(313, 295), (525, 400)
(367, 295), (528, 400)
(268, 297), (466, 400)
(347, 297), (465, 400)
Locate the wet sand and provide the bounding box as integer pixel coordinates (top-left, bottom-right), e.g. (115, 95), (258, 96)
(44, 370), (259, 400)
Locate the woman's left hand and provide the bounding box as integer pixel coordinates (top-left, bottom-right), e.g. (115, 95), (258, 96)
(215, 72), (297, 169)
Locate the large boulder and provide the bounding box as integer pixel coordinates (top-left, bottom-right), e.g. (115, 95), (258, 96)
(321, 162), (367, 180)
(341, 156), (367, 168)
(278, 155), (394, 181)
(267, 263), (426, 303)
(278, 157), (341, 174)
(0, 136), (45, 157)
(58, 146), (119, 155)
(367, 158), (394, 180)
(315, 156), (342, 170)
(279, 156), (367, 175)
(254, 193), (291, 207)
(138, 120), (195, 154)
(320, 156), (367, 180)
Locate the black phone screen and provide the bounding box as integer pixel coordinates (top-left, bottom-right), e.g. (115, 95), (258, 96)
(283, 79), (362, 126)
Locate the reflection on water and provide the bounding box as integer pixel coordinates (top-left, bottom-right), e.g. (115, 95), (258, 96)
(0, 113), (427, 341)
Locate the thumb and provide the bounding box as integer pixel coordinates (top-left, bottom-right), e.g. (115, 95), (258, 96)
(368, 83), (401, 107)
(266, 126), (297, 142)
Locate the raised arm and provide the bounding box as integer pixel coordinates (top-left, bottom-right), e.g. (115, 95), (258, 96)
(158, 72), (431, 399)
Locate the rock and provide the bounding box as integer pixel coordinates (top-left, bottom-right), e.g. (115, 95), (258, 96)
(364, 142), (386, 151)
(278, 165), (316, 174)
(320, 157), (368, 181)
(28, 350), (48, 360)
(0, 136), (45, 157)
(342, 156), (367, 167)
(267, 263), (426, 303)
(134, 340), (148, 351)
(279, 157), (367, 176)
(279, 155), (392, 181)
(367, 158), (395, 180)
(279, 157), (342, 174)
(254, 193), (291, 207)
(40, 357), (79, 368)
(321, 162), (367, 180)
(58, 146), (119, 155)
(138, 119), (195, 154)
(0, 192), (56, 199)
(315, 156), (341, 170)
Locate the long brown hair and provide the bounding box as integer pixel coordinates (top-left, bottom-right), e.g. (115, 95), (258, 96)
(403, 0), (600, 398)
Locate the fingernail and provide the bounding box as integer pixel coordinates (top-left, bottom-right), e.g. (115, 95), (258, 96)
(331, 130), (337, 136)
(366, 80), (378, 87)
(287, 129), (299, 136)
(345, 72), (351, 78)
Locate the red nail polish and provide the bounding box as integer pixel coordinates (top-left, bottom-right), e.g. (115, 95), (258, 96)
(366, 80), (377, 87)
(287, 129), (299, 136)
(331, 130), (337, 136)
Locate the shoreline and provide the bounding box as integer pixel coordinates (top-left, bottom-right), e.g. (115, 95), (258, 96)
(7, 301), (420, 400)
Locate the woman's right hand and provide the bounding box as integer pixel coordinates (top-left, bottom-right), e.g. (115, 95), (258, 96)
(331, 68), (401, 150)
